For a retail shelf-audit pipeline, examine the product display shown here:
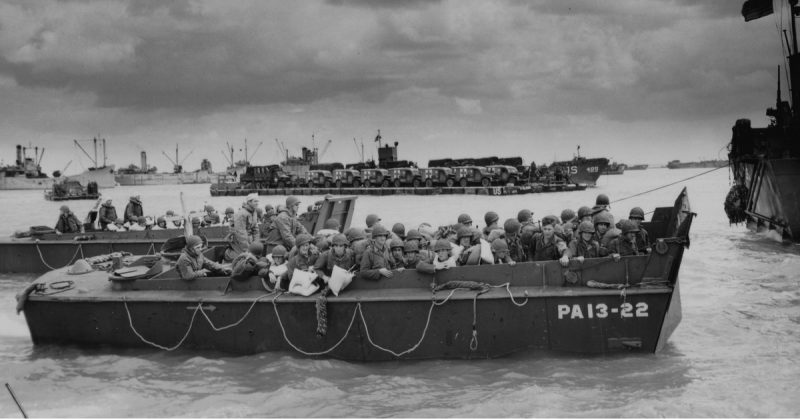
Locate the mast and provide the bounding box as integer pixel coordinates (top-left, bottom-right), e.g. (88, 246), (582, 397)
(791, 0), (800, 120)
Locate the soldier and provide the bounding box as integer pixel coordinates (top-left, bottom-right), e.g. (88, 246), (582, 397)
(54, 205), (83, 234)
(628, 207), (651, 253)
(313, 233), (357, 282)
(391, 223), (406, 241)
(568, 221), (601, 263)
(124, 195), (143, 224)
(457, 213), (473, 228)
(222, 207), (235, 226)
(347, 227), (369, 262)
(503, 218), (525, 262)
(525, 222), (570, 267)
(317, 218), (342, 238)
(606, 219), (641, 260)
(388, 238), (406, 270)
(176, 235), (231, 280)
(402, 241), (435, 273)
(592, 194), (611, 215)
(263, 196), (309, 253)
(203, 205), (221, 226)
(592, 211), (619, 249)
(432, 239), (457, 270)
(98, 199), (117, 230)
(231, 242), (270, 280)
(577, 206), (593, 224)
(359, 224), (394, 279)
(560, 208), (577, 244)
(482, 211), (500, 238)
(490, 239), (516, 265)
(517, 209), (535, 228)
(365, 213), (381, 235)
(154, 216), (168, 230)
(283, 233), (318, 289)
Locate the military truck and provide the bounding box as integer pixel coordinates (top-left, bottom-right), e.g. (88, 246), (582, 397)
(418, 167), (455, 187)
(452, 166), (492, 187)
(486, 165), (521, 185)
(388, 167), (422, 187)
(302, 170), (334, 188)
(239, 165), (292, 188)
(332, 168), (363, 187)
(361, 168), (391, 187)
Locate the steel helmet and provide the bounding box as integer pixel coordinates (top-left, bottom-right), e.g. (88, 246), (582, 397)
(264, 207), (276, 218)
(593, 211), (614, 226)
(578, 220), (596, 234)
(619, 219), (640, 234)
(67, 259), (93, 275)
(629, 207), (645, 220)
(433, 239), (452, 252)
(392, 223), (406, 238)
(596, 194), (610, 206)
(59, 205), (70, 212)
(517, 209), (533, 223)
(272, 245), (287, 258)
(156, 216), (166, 224)
(366, 214), (381, 227)
(167, 210), (176, 216)
(331, 233), (348, 246)
(490, 238), (509, 253)
(560, 209), (576, 223)
(484, 211), (499, 225)
(345, 227), (366, 242)
(457, 213), (472, 224)
(577, 206), (592, 219)
(295, 233), (313, 247)
(371, 224), (390, 237)
(403, 241), (419, 253)
(503, 218), (521, 235)
(286, 196), (301, 208)
(323, 218), (341, 230)
(456, 226), (473, 239)
(405, 229), (422, 241)
(225, 207), (234, 215)
(185, 235), (203, 249)
(276, 204), (287, 214)
(389, 238), (405, 249)
(248, 241), (264, 255)
(541, 215), (560, 226)
(204, 204), (215, 212)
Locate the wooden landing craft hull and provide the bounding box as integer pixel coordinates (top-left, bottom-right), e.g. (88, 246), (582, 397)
(1, 196), (357, 273)
(18, 190), (692, 360)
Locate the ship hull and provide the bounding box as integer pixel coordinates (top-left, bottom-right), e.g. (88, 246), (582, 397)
(0, 172), (53, 190)
(115, 171), (216, 186)
(18, 189), (691, 360)
(734, 157), (800, 242)
(551, 157), (609, 186)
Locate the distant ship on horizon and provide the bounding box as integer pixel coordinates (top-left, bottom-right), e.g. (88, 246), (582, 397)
(1, 140), (115, 190)
(666, 159), (728, 169)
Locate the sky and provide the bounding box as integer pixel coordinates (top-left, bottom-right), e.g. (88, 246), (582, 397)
(0, 0), (794, 175)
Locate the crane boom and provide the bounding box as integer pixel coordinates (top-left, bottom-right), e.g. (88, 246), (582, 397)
(319, 139), (332, 159)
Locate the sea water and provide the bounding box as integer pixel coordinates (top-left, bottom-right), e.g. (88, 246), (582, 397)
(1, 168), (799, 417)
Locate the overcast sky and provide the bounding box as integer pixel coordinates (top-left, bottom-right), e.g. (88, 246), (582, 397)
(0, 0), (793, 174)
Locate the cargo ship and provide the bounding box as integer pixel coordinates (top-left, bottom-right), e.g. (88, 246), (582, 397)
(115, 146), (215, 186)
(725, 0), (800, 242)
(603, 162), (627, 175)
(1, 140), (115, 190)
(627, 164), (649, 170)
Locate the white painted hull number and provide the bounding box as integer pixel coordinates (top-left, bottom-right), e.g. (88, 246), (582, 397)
(557, 302), (649, 319)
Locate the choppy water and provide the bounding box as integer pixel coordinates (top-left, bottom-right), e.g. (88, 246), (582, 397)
(1, 168), (799, 417)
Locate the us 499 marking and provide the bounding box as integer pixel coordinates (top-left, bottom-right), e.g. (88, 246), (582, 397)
(557, 303), (649, 319)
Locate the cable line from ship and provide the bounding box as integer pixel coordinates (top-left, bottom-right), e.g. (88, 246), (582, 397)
(611, 165), (728, 205)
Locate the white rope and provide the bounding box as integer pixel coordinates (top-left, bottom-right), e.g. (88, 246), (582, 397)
(491, 283), (529, 307)
(200, 294), (274, 331)
(146, 242), (156, 255)
(36, 243), (83, 271)
(124, 298), (202, 351)
(272, 293), (360, 356)
(358, 301), (436, 357)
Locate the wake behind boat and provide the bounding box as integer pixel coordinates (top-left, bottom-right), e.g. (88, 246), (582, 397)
(16, 188), (693, 360)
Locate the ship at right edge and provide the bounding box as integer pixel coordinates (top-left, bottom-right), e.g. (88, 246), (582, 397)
(726, 0), (800, 243)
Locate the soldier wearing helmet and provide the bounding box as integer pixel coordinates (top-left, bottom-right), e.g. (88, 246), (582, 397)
(55, 205), (84, 235)
(359, 224), (394, 279)
(568, 220), (601, 263)
(388, 238), (407, 270)
(522, 219), (570, 267)
(628, 207), (651, 253)
(391, 223), (406, 241)
(432, 239), (457, 270)
(346, 227), (370, 262)
(263, 195), (309, 254)
(592, 211), (620, 249)
(457, 213), (473, 227)
(226, 193), (261, 261)
(282, 233), (319, 289)
(223, 207), (236, 226)
(605, 219), (642, 260)
(365, 214), (381, 235)
(313, 233), (357, 282)
(203, 204), (221, 226)
(490, 238), (516, 265)
(402, 241), (436, 273)
(154, 216), (168, 230)
(124, 195), (143, 225)
(517, 209), (534, 227)
(502, 218), (525, 262)
(231, 241), (270, 280)
(98, 199), (118, 230)
(177, 235), (231, 280)
(482, 211), (500, 238)
(560, 208), (578, 243)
